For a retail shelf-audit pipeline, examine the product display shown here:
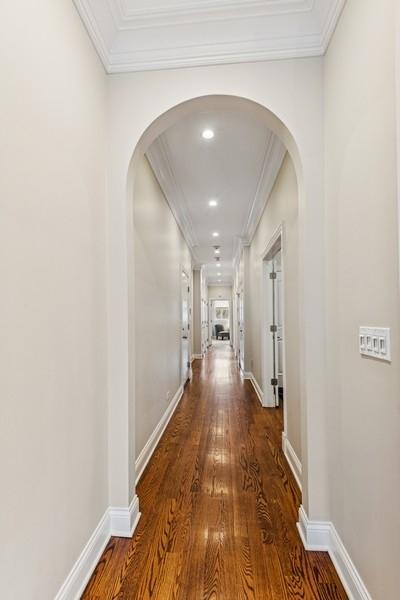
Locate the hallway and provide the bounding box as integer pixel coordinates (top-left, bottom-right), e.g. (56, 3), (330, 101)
(83, 345), (346, 599)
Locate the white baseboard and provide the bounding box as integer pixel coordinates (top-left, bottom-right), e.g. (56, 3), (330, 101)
(55, 510), (110, 600)
(243, 371), (264, 405)
(55, 496), (140, 600)
(297, 506), (372, 600)
(109, 494), (141, 537)
(191, 353), (203, 360)
(282, 432), (302, 490)
(135, 385), (184, 484)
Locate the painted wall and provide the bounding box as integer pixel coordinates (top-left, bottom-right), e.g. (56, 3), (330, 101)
(0, 2), (108, 598)
(107, 63), (327, 518)
(207, 286), (232, 300)
(324, 0), (400, 597)
(134, 156), (192, 458)
(247, 154), (301, 460)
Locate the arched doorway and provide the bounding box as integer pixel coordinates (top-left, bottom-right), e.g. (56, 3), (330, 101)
(107, 90), (328, 535)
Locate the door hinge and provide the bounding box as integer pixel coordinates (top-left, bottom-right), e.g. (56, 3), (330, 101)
(270, 378), (278, 386)
(187, 286), (190, 293)
(270, 324), (278, 333)
(269, 272), (277, 280)
(187, 360), (191, 368)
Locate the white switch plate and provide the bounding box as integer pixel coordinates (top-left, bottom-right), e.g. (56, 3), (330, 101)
(359, 327), (391, 361)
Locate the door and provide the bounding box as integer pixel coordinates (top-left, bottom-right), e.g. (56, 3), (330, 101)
(238, 291), (245, 371)
(181, 271), (190, 384)
(270, 252), (283, 406)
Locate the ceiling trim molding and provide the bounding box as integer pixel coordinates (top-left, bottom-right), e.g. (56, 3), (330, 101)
(319, 0), (346, 50)
(241, 135), (286, 244)
(146, 138), (199, 252)
(115, 0), (314, 30)
(73, 0), (346, 74)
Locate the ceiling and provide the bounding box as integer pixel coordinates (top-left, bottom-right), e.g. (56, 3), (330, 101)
(146, 108), (285, 285)
(73, 0), (345, 72)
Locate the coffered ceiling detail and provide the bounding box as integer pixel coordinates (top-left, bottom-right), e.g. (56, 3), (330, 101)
(73, 0), (345, 72)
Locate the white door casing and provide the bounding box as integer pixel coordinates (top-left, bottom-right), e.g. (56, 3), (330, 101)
(181, 270), (191, 384)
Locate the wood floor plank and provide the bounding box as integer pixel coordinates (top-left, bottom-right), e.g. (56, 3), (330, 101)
(82, 343), (347, 600)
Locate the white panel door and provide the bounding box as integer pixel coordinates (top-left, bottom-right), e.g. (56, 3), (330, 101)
(181, 272), (190, 384)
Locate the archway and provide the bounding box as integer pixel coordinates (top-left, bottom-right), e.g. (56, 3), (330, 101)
(107, 87), (328, 535)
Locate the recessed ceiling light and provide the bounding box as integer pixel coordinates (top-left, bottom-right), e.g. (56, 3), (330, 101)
(218, 279), (222, 282)
(212, 232), (219, 237)
(202, 128), (214, 140)
(208, 199), (218, 207)
(214, 249), (220, 254)
(217, 272), (221, 276)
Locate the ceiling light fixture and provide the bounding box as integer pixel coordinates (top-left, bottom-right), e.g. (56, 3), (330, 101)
(208, 199), (218, 207)
(202, 128), (214, 140)
(217, 272), (221, 276)
(214, 249), (220, 254)
(212, 232), (219, 237)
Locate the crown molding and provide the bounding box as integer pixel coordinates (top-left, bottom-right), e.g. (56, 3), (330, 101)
(73, 0), (346, 73)
(241, 134), (286, 244)
(146, 138), (199, 253)
(115, 0), (314, 29)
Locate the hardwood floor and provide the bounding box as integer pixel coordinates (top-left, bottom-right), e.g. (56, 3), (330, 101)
(82, 343), (347, 599)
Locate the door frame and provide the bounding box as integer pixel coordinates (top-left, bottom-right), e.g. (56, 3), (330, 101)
(180, 266), (192, 384)
(209, 298), (232, 343)
(261, 224), (288, 432)
(237, 288), (245, 371)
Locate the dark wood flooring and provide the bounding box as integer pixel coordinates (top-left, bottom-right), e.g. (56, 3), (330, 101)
(82, 342), (347, 599)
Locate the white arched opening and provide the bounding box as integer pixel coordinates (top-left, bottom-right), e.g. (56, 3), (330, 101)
(106, 76), (327, 535)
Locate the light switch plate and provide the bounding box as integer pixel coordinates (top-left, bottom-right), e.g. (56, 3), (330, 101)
(359, 327), (391, 362)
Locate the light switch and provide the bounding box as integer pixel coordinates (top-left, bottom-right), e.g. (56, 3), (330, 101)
(359, 327), (391, 361)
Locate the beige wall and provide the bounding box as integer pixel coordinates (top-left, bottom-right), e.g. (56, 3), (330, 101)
(207, 286), (232, 300)
(107, 56), (328, 519)
(247, 155), (301, 460)
(0, 2), (108, 598)
(134, 156), (192, 458)
(324, 0), (400, 597)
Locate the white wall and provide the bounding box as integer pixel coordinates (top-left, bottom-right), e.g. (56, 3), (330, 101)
(107, 65), (327, 519)
(134, 156), (192, 457)
(0, 2), (108, 598)
(247, 154), (301, 460)
(324, 0), (400, 597)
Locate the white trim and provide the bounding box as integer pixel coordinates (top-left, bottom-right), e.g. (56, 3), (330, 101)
(73, 0), (345, 73)
(55, 497), (141, 600)
(243, 371), (264, 405)
(261, 223), (288, 423)
(282, 432), (302, 490)
(297, 506), (372, 600)
(180, 267), (192, 385)
(109, 495), (141, 537)
(146, 141), (198, 251)
(117, 0), (315, 28)
(191, 353), (203, 360)
(135, 385), (184, 484)
(297, 505), (331, 551)
(54, 510), (110, 600)
(241, 139), (286, 244)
